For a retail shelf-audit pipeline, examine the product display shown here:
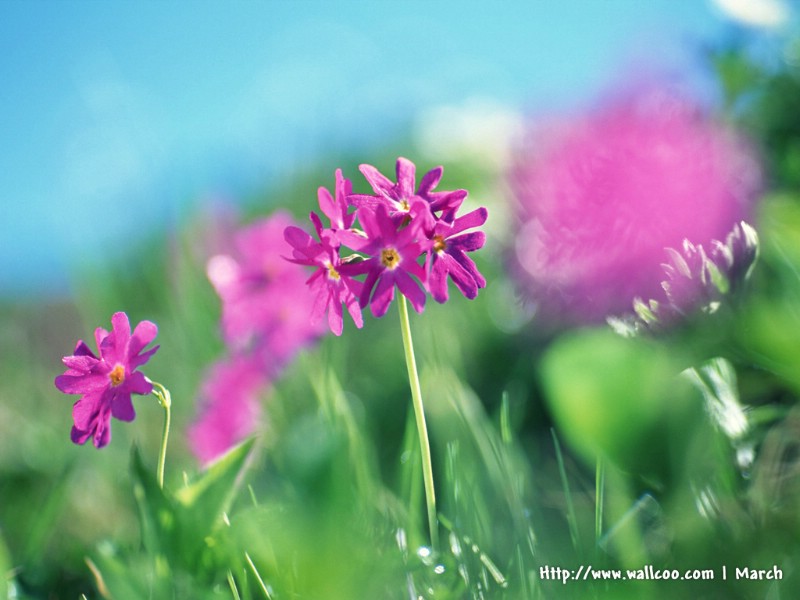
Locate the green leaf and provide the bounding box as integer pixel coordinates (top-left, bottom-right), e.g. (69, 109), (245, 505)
(175, 437), (256, 515)
(683, 358), (747, 443)
(759, 193), (800, 277)
(172, 438), (256, 570)
(130, 445), (178, 561)
(85, 546), (151, 600)
(128, 440), (256, 587)
(540, 327), (697, 477)
(710, 48), (764, 109)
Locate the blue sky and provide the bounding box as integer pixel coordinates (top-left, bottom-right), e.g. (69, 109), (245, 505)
(0, 1), (786, 297)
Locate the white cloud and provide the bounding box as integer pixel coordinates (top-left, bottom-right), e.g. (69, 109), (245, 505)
(711, 0), (791, 28)
(413, 98), (523, 170)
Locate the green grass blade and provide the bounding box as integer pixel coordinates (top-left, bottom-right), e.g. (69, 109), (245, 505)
(551, 428), (581, 553)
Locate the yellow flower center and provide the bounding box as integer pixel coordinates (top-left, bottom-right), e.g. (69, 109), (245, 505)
(433, 235), (446, 253)
(398, 198), (410, 211)
(381, 248), (401, 270)
(326, 262), (341, 281)
(109, 365), (125, 387)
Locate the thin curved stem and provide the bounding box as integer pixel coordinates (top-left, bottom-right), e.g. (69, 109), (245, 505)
(149, 380), (172, 489)
(398, 296), (439, 551)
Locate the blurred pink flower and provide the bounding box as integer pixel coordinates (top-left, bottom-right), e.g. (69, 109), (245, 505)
(207, 210), (326, 371)
(188, 355), (267, 466)
(510, 91), (762, 323)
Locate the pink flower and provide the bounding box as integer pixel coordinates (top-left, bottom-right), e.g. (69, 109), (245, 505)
(55, 312), (159, 449)
(318, 168), (357, 233)
(426, 207), (488, 303)
(284, 212), (364, 336)
(510, 90), (762, 323)
(356, 204), (427, 317)
(348, 157), (467, 230)
(207, 210), (326, 370)
(188, 355), (266, 466)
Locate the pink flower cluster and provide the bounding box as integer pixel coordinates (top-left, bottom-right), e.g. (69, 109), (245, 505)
(189, 157), (487, 465)
(189, 211), (328, 465)
(509, 90), (762, 324)
(285, 157), (488, 335)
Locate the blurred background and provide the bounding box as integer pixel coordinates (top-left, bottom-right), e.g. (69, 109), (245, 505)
(3, 1), (800, 598)
(4, 0), (790, 297)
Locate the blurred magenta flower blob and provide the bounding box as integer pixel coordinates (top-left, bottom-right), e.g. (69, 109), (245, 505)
(55, 312), (159, 449)
(195, 210), (327, 465)
(207, 210), (326, 371)
(188, 355), (266, 466)
(510, 91), (762, 323)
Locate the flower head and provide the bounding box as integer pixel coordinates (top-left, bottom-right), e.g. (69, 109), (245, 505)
(188, 355), (267, 466)
(608, 221), (760, 335)
(286, 159), (488, 328)
(55, 312), (159, 448)
(510, 90), (762, 324)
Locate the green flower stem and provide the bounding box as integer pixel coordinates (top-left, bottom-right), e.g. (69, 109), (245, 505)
(149, 380), (172, 489)
(397, 296), (439, 551)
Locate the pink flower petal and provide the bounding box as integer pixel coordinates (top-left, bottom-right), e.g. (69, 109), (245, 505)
(418, 166), (443, 196)
(395, 157), (416, 199)
(127, 371), (153, 395)
(370, 274), (396, 318)
(130, 320), (158, 357)
(359, 164), (394, 196)
(72, 392), (103, 430)
(394, 269), (426, 313)
(55, 372), (108, 395)
(327, 294), (344, 336)
(111, 392), (136, 422)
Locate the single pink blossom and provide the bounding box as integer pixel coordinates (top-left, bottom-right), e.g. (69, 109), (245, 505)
(426, 207), (488, 303)
(188, 355), (267, 466)
(510, 90), (762, 323)
(284, 212), (364, 336)
(348, 157), (467, 230)
(356, 204), (428, 317)
(55, 312), (159, 448)
(318, 168), (357, 233)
